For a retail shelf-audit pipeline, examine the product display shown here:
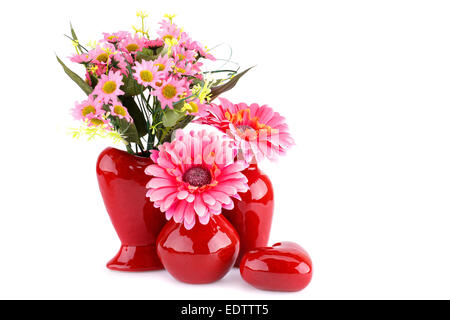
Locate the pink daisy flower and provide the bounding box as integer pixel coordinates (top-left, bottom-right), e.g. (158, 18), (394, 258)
(110, 53), (131, 76)
(93, 70), (125, 103)
(120, 34), (146, 53)
(88, 45), (114, 65)
(102, 31), (130, 44)
(153, 55), (174, 75)
(69, 53), (90, 64)
(153, 77), (188, 109)
(72, 95), (104, 121)
(86, 115), (113, 129)
(197, 98), (295, 163)
(108, 100), (132, 122)
(132, 60), (163, 88)
(179, 33), (216, 61)
(145, 130), (249, 230)
(158, 20), (182, 43)
(146, 39), (165, 49)
(172, 45), (196, 65)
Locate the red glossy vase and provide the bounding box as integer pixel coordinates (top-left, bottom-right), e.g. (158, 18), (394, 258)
(223, 163), (274, 267)
(157, 215), (240, 284)
(96, 147), (167, 271)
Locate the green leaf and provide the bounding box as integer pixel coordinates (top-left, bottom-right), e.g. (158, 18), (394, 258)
(159, 115), (194, 145)
(119, 96), (148, 138)
(162, 108), (185, 127)
(135, 48), (158, 62)
(115, 119), (140, 144)
(69, 23), (86, 53)
(56, 55), (93, 96)
(122, 73), (143, 96)
(209, 66), (254, 101)
(70, 22), (78, 42)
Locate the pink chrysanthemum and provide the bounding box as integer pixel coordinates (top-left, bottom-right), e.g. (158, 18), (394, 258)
(179, 33), (216, 61)
(145, 130), (249, 230)
(158, 20), (182, 43)
(120, 34), (146, 53)
(86, 115), (113, 129)
(132, 60), (163, 88)
(146, 39), (165, 49)
(72, 95), (104, 121)
(93, 70), (125, 103)
(153, 55), (174, 75)
(110, 53), (131, 75)
(197, 98), (295, 162)
(153, 77), (188, 109)
(172, 45), (196, 65)
(173, 62), (198, 78)
(69, 53), (90, 64)
(88, 45), (114, 65)
(102, 31), (130, 44)
(108, 100), (132, 122)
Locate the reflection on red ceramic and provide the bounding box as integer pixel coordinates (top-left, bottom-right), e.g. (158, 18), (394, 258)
(157, 215), (239, 284)
(240, 242), (313, 292)
(96, 147), (167, 271)
(223, 163), (274, 267)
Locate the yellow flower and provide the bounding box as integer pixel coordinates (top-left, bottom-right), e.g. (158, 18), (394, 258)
(69, 122), (126, 144)
(136, 10), (148, 18)
(88, 65), (98, 75)
(192, 79), (213, 103)
(182, 101), (199, 114)
(87, 40), (98, 49)
(164, 13), (176, 23)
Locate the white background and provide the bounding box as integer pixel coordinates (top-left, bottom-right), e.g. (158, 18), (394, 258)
(0, 0), (449, 299)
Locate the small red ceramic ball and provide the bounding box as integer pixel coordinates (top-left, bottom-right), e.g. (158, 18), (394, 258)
(240, 242), (313, 292)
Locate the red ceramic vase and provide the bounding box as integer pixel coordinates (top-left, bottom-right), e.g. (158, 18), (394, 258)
(156, 215), (240, 284)
(96, 147), (167, 271)
(223, 163), (274, 267)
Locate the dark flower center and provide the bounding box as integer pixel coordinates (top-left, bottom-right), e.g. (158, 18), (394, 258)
(182, 166), (212, 187)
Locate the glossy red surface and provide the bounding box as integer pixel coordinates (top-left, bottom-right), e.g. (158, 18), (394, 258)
(96, 147), (166, 271)
(240, 242), (313, 292)
(223, 163), (274, 267)
(157, 215), (240, 284)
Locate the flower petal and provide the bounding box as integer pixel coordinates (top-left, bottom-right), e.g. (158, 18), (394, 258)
(146, 177), (175, 188)
(202, 192), (216, 206)
(177, 190), (189, 200)
(194, 196), (207, 217)
(149, 187), (177, 202)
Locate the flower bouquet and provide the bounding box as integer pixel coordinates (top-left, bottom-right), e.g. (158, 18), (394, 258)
(59, 12), (312, 291)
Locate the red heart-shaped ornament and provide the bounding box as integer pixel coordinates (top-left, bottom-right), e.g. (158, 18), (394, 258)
(240, 242), (313, 292)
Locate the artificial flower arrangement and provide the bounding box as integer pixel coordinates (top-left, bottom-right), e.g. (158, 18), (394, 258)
(59, 12), (312, 292)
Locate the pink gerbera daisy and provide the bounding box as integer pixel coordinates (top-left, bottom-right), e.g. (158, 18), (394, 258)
(153, 77), (188, 109)
(145, 130), (249, 230)
(132, 60), (163, 88)
(197, 98), (295, 162)
(93, 70), (125, 103)
(72, 95), (104, 121)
